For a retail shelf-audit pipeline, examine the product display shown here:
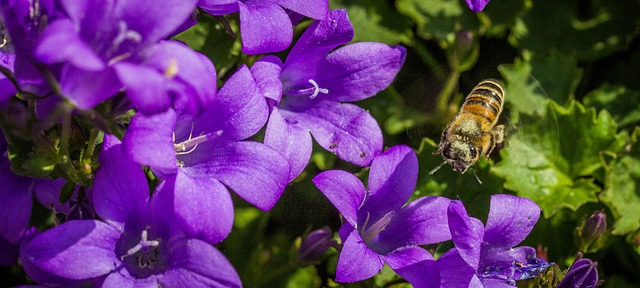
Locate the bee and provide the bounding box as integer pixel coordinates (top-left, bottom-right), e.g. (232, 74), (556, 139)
(430, 79), (506, 181)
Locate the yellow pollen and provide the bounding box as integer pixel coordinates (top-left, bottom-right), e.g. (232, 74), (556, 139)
(164, 59), (179, 79)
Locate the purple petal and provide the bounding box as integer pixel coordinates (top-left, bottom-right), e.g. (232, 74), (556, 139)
(102, 269), (158, 288)
(373, 196), (451, 253)
(318, 43), (406, 102)
(448, 200), (484, 269)
(94, 135), (148, 229)
(338, 222), (354, 243)
(130, 41), (217, 115)
(113, 62), (173, 115)
(115, 0), (199, 45)
(480, 245), (537, 271)
(250, 56), (283, 103)
(281, 9), (353, 90)
(484, 194), (540, 248)
(466, 0), (490, 12)
(0, 235), (19, 265)
(383, 247), (439, 288)
(264, 107), (313, 181)
(274, 0), (327, 19)
(23, 220), (120, 280)
(313, 170), (365, 227)
(154, 172), (233, 244)
(59, 65), (122, 109)
(175, 65), (268, 143)
(238, 1), (292, 54)
(0, 158), (33, 244)
(436, 249), (478, 288)
(34, 19), (106, 71)
(360, 145), (418, 221)
(33, 178), (71, 214)
(123, 109), (178, 173)
(179, 141), (289, 210)
(198, 0), (239, 15)
(479, 278), (518, 288)
(160, 238), (241, 288)
(0, 52), (18, 102)
(336, 229), (384, 283)
(280, 99), (382, 167)
(557, 258), (599, 288)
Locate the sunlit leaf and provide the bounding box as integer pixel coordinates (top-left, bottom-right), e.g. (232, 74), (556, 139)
(583, 84), (640, 129)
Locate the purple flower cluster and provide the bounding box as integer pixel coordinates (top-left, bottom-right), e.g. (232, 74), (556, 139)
(314, 145), (551, 287)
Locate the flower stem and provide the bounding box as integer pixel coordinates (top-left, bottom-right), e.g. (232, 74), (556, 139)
(435, 68), (460, 119)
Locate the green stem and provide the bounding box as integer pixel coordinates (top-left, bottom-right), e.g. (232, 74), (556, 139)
(59, 110), (72, 160)
(412, 42), (446, 80)
(435, 68), (460, 118)
(83, 127), (100, 161)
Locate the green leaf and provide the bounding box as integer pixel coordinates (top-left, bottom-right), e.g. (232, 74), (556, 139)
(491, 101), (626, 217)
(330, 0), (414, 45)
(600, 130), (640, 235)
(583, 84), (640, 129)
(499, 50), (581, 113)
(514, 0), (640, 61)
(396, 0), (478, 47)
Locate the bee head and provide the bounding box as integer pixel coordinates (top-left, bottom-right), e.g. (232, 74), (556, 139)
(443, 140), (479, 173)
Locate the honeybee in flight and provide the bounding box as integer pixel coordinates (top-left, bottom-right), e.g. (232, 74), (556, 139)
(430, 79), (505, 182)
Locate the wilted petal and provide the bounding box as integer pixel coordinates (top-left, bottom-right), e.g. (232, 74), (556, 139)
(180, 141), (289, 210)
(264, 107), (313, 181)
(484, 194), (540, 248)
(383, 247), (439, 288)
(480, 246), (537, 272)
(161, 238), (241, 288)
(281, 99), (382, 167)
(336, 229), (384, 283)
(23, 220), (120, 280)
(0, 158), (33, 244)
(124, 109), (178, 173)
(238, 1), (292, 54)
(373, 196), (451, 253)
(317, 43), (406, 102)
(360, 145), (418, 221)
(250, 56), (283, 103)
(448, 200), (484, 269)
(34, 19), (105, 71)
(436, 249), (478, 288)
(281, 9), (353, 89)
(313, 170), (365, 227)
(465, 0), (490, 12)
(59, 65), (122, 109)
(155, 172), (233, 244)
(274, 0), (327, 19)
(94, 135), (148, 229)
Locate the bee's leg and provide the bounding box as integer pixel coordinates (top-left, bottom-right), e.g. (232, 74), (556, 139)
(433, 128), (449, 155)
(486, 125), (505, 156)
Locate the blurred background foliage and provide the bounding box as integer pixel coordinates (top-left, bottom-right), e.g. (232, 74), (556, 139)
(4, 0), (639, 287)
(180, 0), (640, 287)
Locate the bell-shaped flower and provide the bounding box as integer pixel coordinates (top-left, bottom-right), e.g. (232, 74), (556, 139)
(556, 256), (599, 288)
(27, 0), (214, 115)
(20, 135), (241, 287)
(123, 64), (290, 244)
(466, 0), (491, 12)
(265, 9), (406, 181)
(437, 194), (552, 287)
(313, 145), (451, 285)
(198, 0), (328, 54)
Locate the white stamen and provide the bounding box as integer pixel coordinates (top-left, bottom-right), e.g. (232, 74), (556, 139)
(308, 79), (329, 99)
(120, 229), (160, 261)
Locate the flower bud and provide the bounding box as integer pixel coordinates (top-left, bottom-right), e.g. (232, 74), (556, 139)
(575, 210), (608, 253)
(297, 227), (333, 265)
(449, 30), (479, 72)
(556, 255), (599, 288)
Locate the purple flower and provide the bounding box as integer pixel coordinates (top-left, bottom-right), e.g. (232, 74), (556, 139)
(466, 0), (491, 12)
(123, 64), (290, 243)
(25, 0), (214, 115)
(265, 9), (406, 180)
(313, 145), (451, 285)
(21, 135), (241, 287)
(437, 194), (551, 287)
(0, 51), (18, 102)
(557, 256), (599, 288)
(198, 0), (328, 54)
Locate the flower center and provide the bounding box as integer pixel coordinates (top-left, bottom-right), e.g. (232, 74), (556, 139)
(107, 21), (142, 65)
(120, 228), (161, 269)
(284, 79), (329, 99)
(173, 123), (223, 155)
(360, 211), (396, 243)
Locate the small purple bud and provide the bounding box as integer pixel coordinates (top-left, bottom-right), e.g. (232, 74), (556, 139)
(297, 227), (334, 265)
(556, 256), (599, 288)
(449, 30), (478, 72)
(575, 210), (607, 253)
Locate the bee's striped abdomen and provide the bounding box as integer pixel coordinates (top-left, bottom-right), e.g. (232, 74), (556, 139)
(460, 79), (505, 125)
